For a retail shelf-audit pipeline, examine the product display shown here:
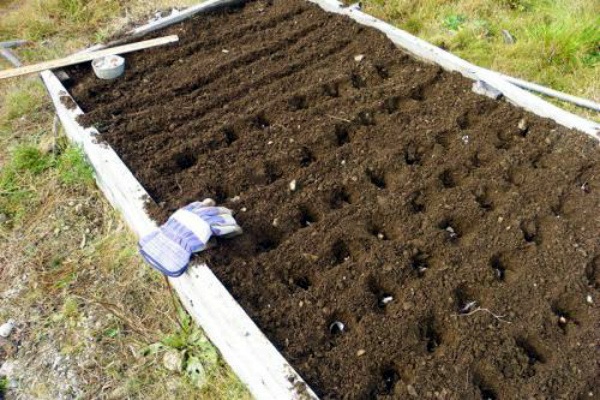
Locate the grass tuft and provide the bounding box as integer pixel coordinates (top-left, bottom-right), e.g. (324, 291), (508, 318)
(11, 145), (54, 174)
(1, 81), (46, 125)
(56, 146), (95, 186)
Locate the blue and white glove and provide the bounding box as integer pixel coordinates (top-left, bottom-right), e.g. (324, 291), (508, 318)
(139, 199), (242, 277)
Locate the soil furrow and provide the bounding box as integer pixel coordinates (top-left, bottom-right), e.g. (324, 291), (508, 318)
(67, 0), (600, 398)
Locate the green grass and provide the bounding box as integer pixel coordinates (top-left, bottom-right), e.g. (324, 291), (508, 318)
(0, 376), (8, 395)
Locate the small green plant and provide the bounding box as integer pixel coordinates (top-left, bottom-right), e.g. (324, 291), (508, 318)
(12, 145), (54, 175)
(143, 307), (220, 388)
(443, 14), (467, 31)
(0, 375), (8, 395)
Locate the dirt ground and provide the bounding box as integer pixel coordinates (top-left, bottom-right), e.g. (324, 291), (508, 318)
(67, 0), (600, 398)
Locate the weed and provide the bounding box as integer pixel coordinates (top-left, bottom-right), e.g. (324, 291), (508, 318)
(12, 145), (53, 174)
(0, 376), (8, 395)
(443, 14), (467, 31)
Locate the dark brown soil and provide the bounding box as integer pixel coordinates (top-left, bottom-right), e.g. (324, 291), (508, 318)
(66, 1), (600, 398)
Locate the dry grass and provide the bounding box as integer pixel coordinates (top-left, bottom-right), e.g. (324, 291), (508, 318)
(0, 1), (251, 399)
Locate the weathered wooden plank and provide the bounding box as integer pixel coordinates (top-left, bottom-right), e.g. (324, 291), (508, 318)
(0, 36), (179, 80)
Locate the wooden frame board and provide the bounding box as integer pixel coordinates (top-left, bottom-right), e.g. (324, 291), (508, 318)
(40, 1), (600, 399)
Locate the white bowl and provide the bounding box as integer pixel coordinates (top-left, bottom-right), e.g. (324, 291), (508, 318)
(92, 55), (125, 80)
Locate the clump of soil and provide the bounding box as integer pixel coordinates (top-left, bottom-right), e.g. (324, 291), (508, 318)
(66, 0), (600, 398)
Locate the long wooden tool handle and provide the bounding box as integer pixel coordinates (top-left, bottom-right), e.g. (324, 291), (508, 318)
(0, 35), (179, 80)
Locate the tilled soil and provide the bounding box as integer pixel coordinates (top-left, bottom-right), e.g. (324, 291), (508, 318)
(66, 0), (600, 398)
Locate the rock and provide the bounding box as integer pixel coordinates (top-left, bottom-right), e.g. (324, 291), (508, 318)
(185, 356), (207, 388)
(163, 350), (184, 372)
(501, 29), (516, 44)
(0, 320), (15, 338)
(0, 213), (7, 224)
(289, 180), (297, 191)
(356, 349), (366, 357)
(518, 118), (529, 134)
(38, 137), (55, 155)
(472, 80), (502, 100)
(354, 54), (365, 62)
(0, 360), (15, 376)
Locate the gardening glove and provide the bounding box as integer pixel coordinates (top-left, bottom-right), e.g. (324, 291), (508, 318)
(139, 199), (242, 277)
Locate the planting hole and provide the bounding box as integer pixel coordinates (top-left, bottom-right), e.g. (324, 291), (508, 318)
(374, 63), (390, 79)
(455, 285), (477, 314)
(473, 374), (497, 400)
(585, 256), (600, 288)
(551, 303), (576, 334)
(222, 126), (238, 145)
(409, 86), (424, 101)
(322, 82), (339, 97)
(367, 277), (394, 310)
(368, 221), (390, 240)
(380, 368), (399, 394)
(264, 161), (282, 184)
(410, 251), (429, 277)
(439, 169), (457, 188)
(408, 191), (426, 213)
(456, 112), (470, 129)
(288, 94), (307, 111)
(254, 228), (281, 254)
(366, 168), (386, 189)
(334, 124), (351, 146)
(419, 316), (441, 353)
(173, 151), (197, 171)
(252, 113), (270, 129)
(516, 337), (546, 365)
(329, 186), (351, 209)
(357, 110), (375, 126)
(329, 321), (345, 335)
(299, 205), (319, 227)
(383, 96), (400, 113)
(404, 141), (422, 165)
(474, 186), (494, 211)
(210, 185), (229, 204)
(298, 146), (316, 167)
(490, 254), (506, 281)
(294, 276), (311, 290)
(331, 240), (350, 265)
(520, 219), (538, 244)
(350, 72), (366, 89)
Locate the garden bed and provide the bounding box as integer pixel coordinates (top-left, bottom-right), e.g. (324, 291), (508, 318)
(65, 0), (600, 397)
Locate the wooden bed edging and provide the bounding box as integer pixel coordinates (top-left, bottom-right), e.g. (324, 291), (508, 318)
(39, 1), (600, 399)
